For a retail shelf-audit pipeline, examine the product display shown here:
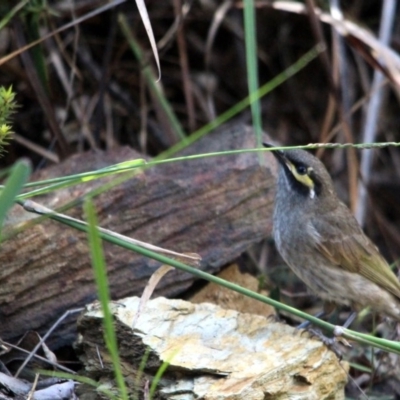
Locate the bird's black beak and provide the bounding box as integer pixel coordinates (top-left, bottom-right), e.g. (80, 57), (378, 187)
(263, 142), (286, 165)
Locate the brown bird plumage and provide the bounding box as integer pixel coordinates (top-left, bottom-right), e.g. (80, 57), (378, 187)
(266, 145), (400, 321)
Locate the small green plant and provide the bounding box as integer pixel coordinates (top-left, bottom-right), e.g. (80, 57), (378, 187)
(0, 85), (17, 151)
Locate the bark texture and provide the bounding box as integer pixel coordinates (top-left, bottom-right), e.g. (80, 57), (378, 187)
(0, 123), (277, 347)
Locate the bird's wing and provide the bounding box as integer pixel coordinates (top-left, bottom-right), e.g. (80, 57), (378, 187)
(313, 203), (400, 299)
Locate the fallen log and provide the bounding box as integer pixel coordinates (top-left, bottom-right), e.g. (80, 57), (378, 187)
(0, 123), (277, 347)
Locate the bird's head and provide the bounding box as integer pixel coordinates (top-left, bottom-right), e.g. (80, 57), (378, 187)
(264, 143), (335, 201)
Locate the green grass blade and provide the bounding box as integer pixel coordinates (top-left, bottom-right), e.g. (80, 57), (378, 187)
(119, 13), (186, 141)
(157, 45), (324, 160)
(17, 159), (146, 199)
(25, 201), (400, 355)
(0, 160), (31, 236)
(243, 0), (262, 147)
(0, 0), (30, 30)
(36, 370), (120, 400)
(84, 198), (128, 400)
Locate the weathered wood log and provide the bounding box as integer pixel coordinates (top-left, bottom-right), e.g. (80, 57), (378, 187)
(0, 123), (277, 347)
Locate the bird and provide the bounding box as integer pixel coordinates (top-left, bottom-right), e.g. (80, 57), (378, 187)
(265, 143), (400, 323)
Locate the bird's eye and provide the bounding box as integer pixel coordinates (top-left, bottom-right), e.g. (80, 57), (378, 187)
(296, 165), (307, 175)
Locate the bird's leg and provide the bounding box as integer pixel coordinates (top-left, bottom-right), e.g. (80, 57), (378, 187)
(297, 305), (356, 357)
(296, 311), (338, 349)
(300, 312), (357, 359)
(331, 311), (358, 342)
(297, 310), (326, 329)
(297, 301), (335, 329)
(342, 311), (358, 329)
(298, 309), (357, 336)
(296, 310), (339, 352)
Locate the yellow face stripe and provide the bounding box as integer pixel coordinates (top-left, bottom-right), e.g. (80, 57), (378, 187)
(286, 162), (315, 189)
